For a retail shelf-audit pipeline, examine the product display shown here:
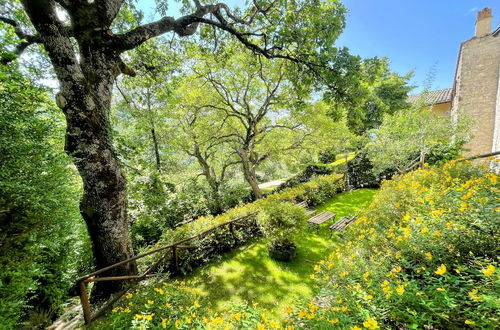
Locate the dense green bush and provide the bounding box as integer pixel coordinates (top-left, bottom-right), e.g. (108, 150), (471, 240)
(0, 66), (91, 328)
(257, 202), (307, 261)
(129, 173), (251, 249)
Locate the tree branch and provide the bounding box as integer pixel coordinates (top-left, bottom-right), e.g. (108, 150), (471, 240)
(0, 16), (41, 63)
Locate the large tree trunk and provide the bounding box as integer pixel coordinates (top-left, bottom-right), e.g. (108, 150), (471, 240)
(59, 56), (138, 302)
(239, 152), (263, 199)
(20, 1), (138, 302)
(65, 76), (137, 301)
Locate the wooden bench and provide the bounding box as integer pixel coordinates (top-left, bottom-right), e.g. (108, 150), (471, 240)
(329, 215), (357, 237)
(307, 211), (336, 233)
(296, 201), (316, 216)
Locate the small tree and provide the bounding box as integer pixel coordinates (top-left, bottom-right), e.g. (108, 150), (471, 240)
(257, 202), (306, 261)
(366, 106), (470, 175)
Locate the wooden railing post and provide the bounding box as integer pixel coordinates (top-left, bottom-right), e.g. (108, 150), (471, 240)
(78, 280), (92, 324)
(172, 245), (179, 272)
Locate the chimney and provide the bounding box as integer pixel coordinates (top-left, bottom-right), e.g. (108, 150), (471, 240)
(475, 8), (492, 37)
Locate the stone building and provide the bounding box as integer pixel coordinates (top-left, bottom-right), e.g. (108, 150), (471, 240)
(408, 8), (500, 156)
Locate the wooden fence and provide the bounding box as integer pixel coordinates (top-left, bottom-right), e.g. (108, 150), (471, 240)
(76, 212), (257, 324)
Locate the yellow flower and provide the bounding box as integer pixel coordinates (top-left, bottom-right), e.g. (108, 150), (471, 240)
(363, 316), (379, 329)
(403, 213), (411, 221)
(184, 316), (192, 324)
(329, 318), (339, 324)
(351, 327), (362, 330)
(147, 300), (154, 305)
(416, 291), (423, 296)
(144, 314), (154, 321)
(306, 313), (315, 319)
(396, 285), (405, 295)
(364, 295), (373, 300)
(425, 252), (433, 260)
(193, 300), (201, 308)
(124, 308), (131, 313)
(480, 265), (496, 276)
(309, 274), (315, 279)
(212, 317), (224, 325)
(269, 321), (280, 329)
(231, 313), (242, 321)
(392, 266), (402, 273)
(363, 272), (370, 279)
(465, 320), (475, 325)
(134, 314), (143, 320)
(341, 306), (349, 312)
(284, 306), (293, 314)
(298, 310), (307, 319)
(421, 227), (430, 234)
(256, 324), (265, 330)
(161, 318), (167, 329)
(175, 319), (181, 327)
(285, 326), (294, 330)
(436, 288), (445, 292)
(154, 288), (164, 294)
(339, 272), (348, 277)
(309, 303), (318, 313)
(435, 264), (447, 275)
(125, 293), (133, 299)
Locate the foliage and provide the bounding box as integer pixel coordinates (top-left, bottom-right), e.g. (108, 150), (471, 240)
(257, 202), (307, 261)
(140, 174), (344, 274)
(343, 58), (414, 135)
(295, 160), (499, 329)
(0, 66), (90, 328)
(366, 106), (470, 175)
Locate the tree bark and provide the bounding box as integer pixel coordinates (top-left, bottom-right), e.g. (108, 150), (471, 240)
(239, 150), (263, 199)
(61, 65), (137, 302)
(19, 0), (138, 302)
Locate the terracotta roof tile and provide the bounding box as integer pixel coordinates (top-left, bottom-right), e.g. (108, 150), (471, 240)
(407, 88), (453, 105)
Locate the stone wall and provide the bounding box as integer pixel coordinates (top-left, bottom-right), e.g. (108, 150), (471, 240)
(452, 33), (500, 155)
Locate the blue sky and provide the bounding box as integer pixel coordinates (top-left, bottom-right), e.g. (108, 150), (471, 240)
(336, 0), (500, 92)
(137, 1), (500, 93)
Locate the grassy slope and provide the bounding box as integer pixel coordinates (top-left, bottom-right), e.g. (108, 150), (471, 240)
(182, 188), (378, 320)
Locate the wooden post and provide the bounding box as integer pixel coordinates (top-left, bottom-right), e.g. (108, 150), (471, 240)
(172, 245), (178, 272)
(78, 281), (92, 324)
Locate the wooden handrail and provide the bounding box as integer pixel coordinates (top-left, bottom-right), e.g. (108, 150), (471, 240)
(77, 212), (258, 324)
(463, 150), (500, 161)
(76, 213), (257, 282)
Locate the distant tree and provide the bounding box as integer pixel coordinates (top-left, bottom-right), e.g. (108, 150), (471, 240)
(334, 58), (414, 135)
(187, 49), (340, 199)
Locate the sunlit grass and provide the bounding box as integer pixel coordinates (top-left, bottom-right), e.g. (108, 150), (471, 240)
(182, 188), (377, 320)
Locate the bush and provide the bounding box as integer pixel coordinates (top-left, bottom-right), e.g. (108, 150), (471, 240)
(257, 202), (306, 261)
(294, 160), (499, 329)
(0, 66), (90, 328)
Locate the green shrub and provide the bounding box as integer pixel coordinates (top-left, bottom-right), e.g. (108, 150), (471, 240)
(0, 66), (90, 328)
(257, 202), (307, 261)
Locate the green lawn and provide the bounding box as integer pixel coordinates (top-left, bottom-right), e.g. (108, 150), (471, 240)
(182, 188), (378, 321)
